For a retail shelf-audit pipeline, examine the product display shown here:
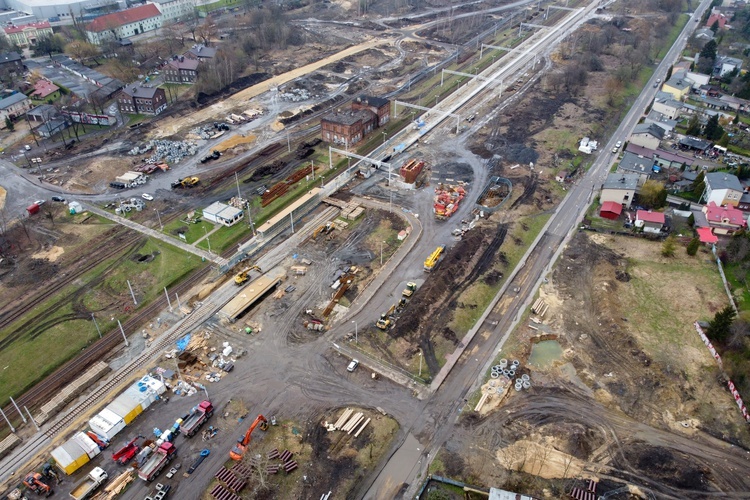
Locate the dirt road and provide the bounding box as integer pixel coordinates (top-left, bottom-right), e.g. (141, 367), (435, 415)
(153, 39), (390, 138)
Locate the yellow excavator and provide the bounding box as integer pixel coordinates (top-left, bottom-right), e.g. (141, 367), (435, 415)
(312, 222), (334, 240)
(375, 304), (397, 330)
(234, 265), (262, 285)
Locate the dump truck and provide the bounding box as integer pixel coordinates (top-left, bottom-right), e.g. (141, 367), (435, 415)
(69, 467), (108, 500)
(170, 177), (200, 189)
(179, 400), (214, 437)
(138, 443), (176, 482)
(424, 245), (445, 272)
(234, 265), (262, 286)
(402, 282), (417, 297)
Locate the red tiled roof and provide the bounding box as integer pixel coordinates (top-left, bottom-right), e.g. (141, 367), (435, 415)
(636, 210), (665, 224)
(697, 227), (718, 244)
(31, 79), (59, 98)
(600, 201), (622, 215)
(4, 21), (51, 34)
(706, 13), (727, 29)
(86, 4), (161, 33)
(704, 201), (747, 227)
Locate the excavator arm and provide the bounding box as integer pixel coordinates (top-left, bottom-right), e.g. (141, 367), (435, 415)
(229, 415), (267, 460)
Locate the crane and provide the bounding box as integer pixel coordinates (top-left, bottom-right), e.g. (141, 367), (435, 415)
(229, 414), (268, 461)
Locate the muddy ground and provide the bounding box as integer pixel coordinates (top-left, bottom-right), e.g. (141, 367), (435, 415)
(436, 232), (750, 498)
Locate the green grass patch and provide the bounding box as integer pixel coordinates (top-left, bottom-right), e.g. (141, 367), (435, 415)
(162, 216), (215, 244)
(196, 221), (251, 253)
(196, 0), (242, 13)
(655, 14), (690, 61)
(0, 235), (202, 404)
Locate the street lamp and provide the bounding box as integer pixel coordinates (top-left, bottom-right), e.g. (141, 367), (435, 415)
(203, 226), (212, 255)
(154, 208), (163, 231)
(382, 131), (387, 144)
(418, 350), (423, 377)
(352, 320), (358, 344)
(435, 94), (439, 106)
(380, 241), (385, 265)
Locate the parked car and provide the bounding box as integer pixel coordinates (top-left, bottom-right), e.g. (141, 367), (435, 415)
(615, 141), (622, 148)
(142, 193), (154, 201)
(33, 199), (45, 206)
(612, 147), (619, 154)
(52, 196), (65, 202)
(24, 145), (31, 151)
(347, 359), (359, 372)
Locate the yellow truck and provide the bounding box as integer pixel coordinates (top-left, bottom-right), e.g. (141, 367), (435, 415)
(423, 245), (445, 272)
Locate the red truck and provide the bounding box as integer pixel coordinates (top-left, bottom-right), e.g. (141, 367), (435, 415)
(138, 442), (176, 482)
(112, 437), (140, 465)
(178, 401), (214, 437)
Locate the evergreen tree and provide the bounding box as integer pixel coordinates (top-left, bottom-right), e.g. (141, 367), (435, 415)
(692, 170), (706, 199)
(666, 65), (673, 81)
(700, 39), (718, 60)
(4, 117), (12, 131)
(687, 237), (700, 256)
(710, 20), (720, 33)
(686, 115), (701, 136)
(662, 235), (676, 257)
(706, 305), (737, 343)
(688, 213), (695, 227)
(705, 114), (724, 140)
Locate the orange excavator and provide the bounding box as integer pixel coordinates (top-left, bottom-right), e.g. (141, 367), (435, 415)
(23, 472), (53, 497)
(229, 414), (268, 461)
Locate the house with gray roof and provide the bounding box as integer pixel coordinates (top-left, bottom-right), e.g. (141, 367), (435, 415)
(702, 172), (743, 207)
(0, 92), (31, 125)
(651, 98), (684, 120)
(601, 173), (640, 208)
(616, 152), (653, 187)
(629, 123), (666, 150)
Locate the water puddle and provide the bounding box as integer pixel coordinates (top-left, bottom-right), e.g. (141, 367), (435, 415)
(528, 340), (563, 368)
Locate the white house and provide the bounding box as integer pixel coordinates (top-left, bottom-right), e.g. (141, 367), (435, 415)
(635, 210), (665, 234)
(203, 202), (244, 227)
(702, 172), (743, 208)
(85, 4), (163, 45)
(629, 123), (665, 150)
(601, 174), (639, 209)
(651, 98), (684, 120)
(148, 0), (196, 23)
(0, 92), (31, 125)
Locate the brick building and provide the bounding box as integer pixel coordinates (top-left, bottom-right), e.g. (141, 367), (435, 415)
(320, 96), (390, 146)
(117, 84), (167, 115)
(3, 21), (53, 48)
(86, 4), (163, 45)
(351, 95), (390, 127)
(164, 55), (198, 84)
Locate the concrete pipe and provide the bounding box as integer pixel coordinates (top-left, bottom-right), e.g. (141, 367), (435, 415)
(489, 380), (496, 387)
(522, 381), (531, 389)
(514, 384), (522, 392)
(493, 365), (502, 371)
(511, 360), (520, 367)
(499, 359), (508, 369)
(490, 371), (500, 379)
(521, 374), (530, 381)
(508, 370), (516, 378)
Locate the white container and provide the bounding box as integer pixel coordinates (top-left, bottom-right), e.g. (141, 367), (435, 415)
(89, 408), (126, 440)
(73, 432), (100, 459)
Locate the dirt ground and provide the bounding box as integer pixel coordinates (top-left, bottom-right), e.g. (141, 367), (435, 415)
(440, 232), (750, 498)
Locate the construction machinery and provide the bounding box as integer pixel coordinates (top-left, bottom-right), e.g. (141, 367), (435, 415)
(170, 177), (200, 189)
(70, 467), (108, 499)
(230, 415), (268, 461)
(402, 282), (417, 297)
(112, 436), (141, 465)
(200, 150), (221, 163)
(312, 222), (334, 240)
(396, 297), (408, 313)
(23, 472), (53, 497)
(234, 265), (262, 285)
(179, 400), (214, 437)
(424, 245), (446, 272)
(138, 443), (177, 481)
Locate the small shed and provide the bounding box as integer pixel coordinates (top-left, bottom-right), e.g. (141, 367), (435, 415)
(599, 201), (622, 220)
(203, 201), (244, 227)
(69, 201), (83, 214)
(555, 170), (568, 183)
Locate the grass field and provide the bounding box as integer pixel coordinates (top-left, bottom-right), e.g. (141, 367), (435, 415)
(0, 235), (202, 402)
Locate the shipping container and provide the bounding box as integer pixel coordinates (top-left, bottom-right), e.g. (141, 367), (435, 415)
(89, 408), (126, 440)
(51, 439), (89, 475)
(72, 432), (101, 460)
(107, 392), (142, 425)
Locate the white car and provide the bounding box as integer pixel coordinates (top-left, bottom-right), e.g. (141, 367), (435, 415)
(34, 199), (46, 206)
(347, 359), (359, 372)
(615, 141), (622, 148)
(141, 193), (154, 201)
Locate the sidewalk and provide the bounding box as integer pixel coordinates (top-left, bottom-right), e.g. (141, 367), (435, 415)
(83, 202), (227, 266)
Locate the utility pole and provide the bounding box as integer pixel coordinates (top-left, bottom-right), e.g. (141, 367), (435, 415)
(126, 279), (138, 305)
(0, 408), (15, 433)
(164, 287), (173, 311)
(92, 313), (102, 339)
(117, 319), (129, 347)
(235, 172), (242, 199)
(9, 397), (25, 423)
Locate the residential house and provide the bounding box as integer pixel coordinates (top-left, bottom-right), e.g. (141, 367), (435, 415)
(616, 152), (653, 187)
(629, 123), (665, 150)
(351, 95), (390, 127)
(26, 103), (56, 124)
(706, 9), (729, 30)
(662, 77), (692, 100)
(3, 21), (53, 48)
(555, 170), (568, 183)
(720, 94), (750, 113)
(85, 4), (163, 45)
(715, 56), (742, 77)
(652, 149), (694, 171)
(117, 84), (167, 115)
(672, 169), (699, 192)
(651, 98), (683, 120)
(601, 173), (639, 209)
(184, 44), (216, 61)
(738, 192), (750, 212)
(30, 79), (59, 100)
(26, 104), (70, 137)
(698, 84), (722, 98)
(693, 28), (715, 41)
(702, 172), (743, 207)
(0, 92), (31, 125)
(703, 202), (747, 235)
(148, 0), (196, 22)
(635, 210), (666, 234)
(644, 110), (678, 133)
(164, 55), (198, 84)
(0, 52), (24, 80)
